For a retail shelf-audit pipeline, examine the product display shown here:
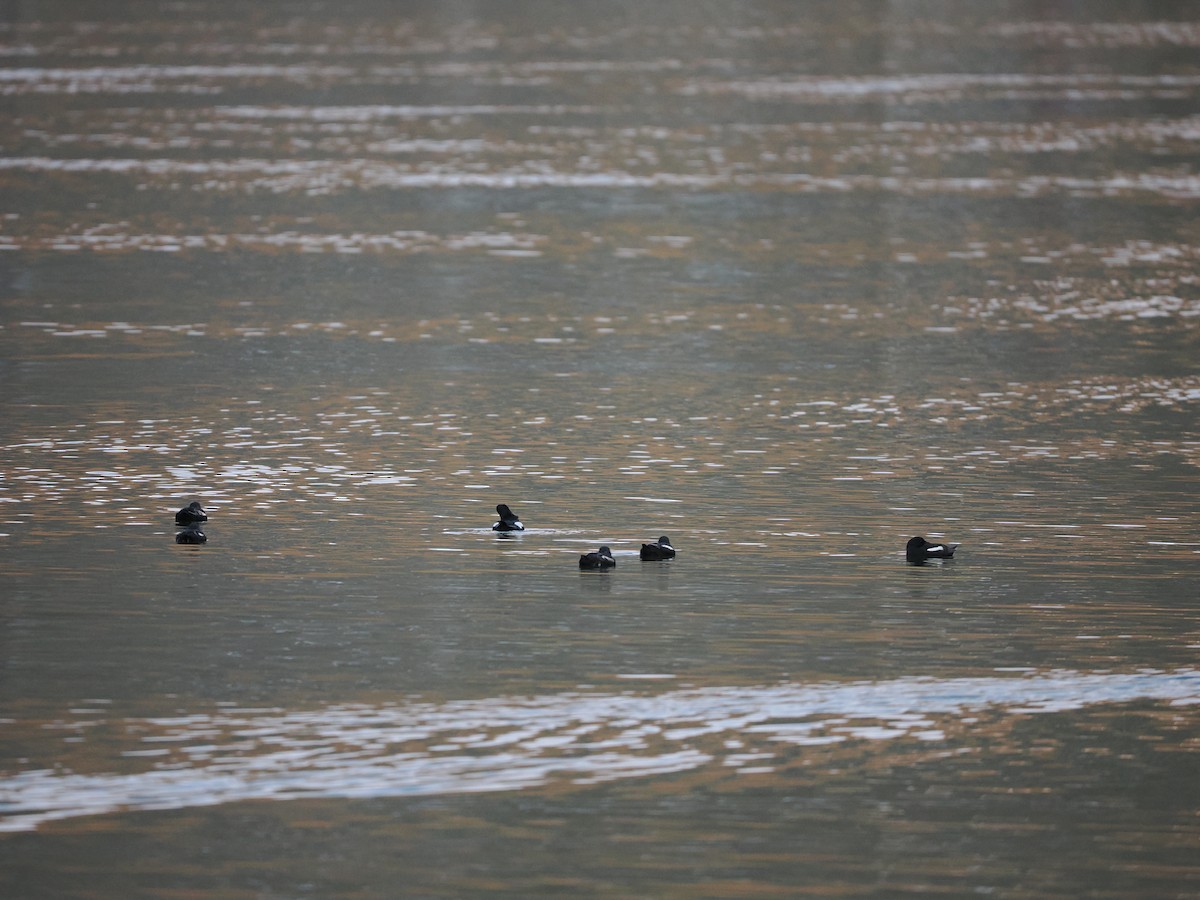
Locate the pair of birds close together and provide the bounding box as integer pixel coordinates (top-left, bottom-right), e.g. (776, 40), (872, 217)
(175, 501), (208, 544)
(492, 504), (675, 569)
(580, 536), (676, 569)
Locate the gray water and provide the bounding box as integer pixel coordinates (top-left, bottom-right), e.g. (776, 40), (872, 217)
(2, 2), (1198, 896)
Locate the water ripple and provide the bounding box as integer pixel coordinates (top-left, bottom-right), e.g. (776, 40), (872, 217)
(1, 668), (1194, 832)
(4, 157), (1199, 199)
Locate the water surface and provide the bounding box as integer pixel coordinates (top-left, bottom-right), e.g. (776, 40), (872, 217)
(1, 2), (1198, 896)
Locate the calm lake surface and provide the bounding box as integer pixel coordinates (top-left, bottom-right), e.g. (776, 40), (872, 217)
(2, 1), (1199, 896)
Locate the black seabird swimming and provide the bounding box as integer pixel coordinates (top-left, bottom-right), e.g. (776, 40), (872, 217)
(906, 536), (959, 564)
(579, 546), (616, 569)
(492, 503), (524, 531)
(175, 501), (207, 525)
(639, 535), (676, 560)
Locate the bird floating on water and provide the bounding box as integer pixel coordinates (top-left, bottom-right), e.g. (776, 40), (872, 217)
(492, 503), (524, 532)
(175, 501), (207, 525)
(906, 536), (959, 564)
(579, 546), (616, 569)
(175, 525), (207, 545)
(639, 535), (676, 560)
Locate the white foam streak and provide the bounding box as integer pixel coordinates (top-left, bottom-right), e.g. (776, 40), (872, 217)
(678, 72), (1200, 100)
(3, 157), (1200, 199)
(217, 104), (602, 120)
(0, 668), (1195, 832)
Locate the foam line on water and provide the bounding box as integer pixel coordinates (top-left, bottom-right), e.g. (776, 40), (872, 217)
(0, 668), (1195, 832)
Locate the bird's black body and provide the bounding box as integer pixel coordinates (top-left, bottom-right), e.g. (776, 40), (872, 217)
(906, 536), (958, 564)
(579, 546), (615, 569)
(493, 503), (524, 531)
(175, 501), (207, 525)
(640, 536), (676, 560)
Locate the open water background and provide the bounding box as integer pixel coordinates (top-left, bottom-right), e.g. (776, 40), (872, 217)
(1, 2), (1198, 896)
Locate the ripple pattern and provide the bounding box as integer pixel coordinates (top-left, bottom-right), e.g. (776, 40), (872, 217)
(2, 668), (1195, 833)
